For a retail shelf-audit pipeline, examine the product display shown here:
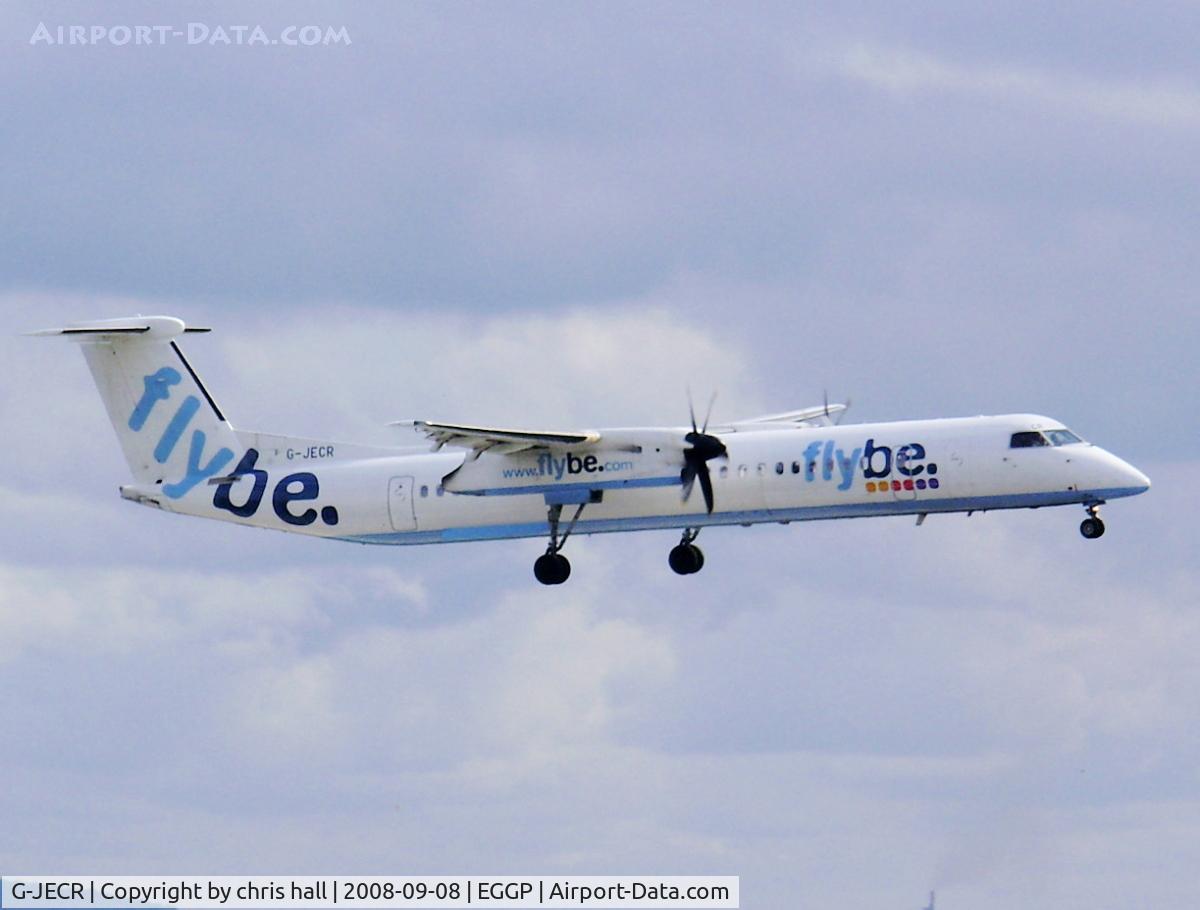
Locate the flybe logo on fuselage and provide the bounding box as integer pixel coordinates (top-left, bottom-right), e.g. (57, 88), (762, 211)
(796, 438), (941, 492)
(128, 367), (339, 526)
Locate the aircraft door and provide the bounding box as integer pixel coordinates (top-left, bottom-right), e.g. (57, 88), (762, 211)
(388, 476), (418, 531)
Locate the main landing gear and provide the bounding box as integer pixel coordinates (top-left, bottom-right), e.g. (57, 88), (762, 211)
(669, 527), (705, 576)
(534, 509), (709, 584)
(534, 502), (586, 585)
(534, 551), (571, 585)
(1080, 503), (1106, 540)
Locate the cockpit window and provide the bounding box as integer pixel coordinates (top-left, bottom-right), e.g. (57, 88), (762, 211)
(1045, 428), (1083, 446)
(1010, 431), (1049, 448)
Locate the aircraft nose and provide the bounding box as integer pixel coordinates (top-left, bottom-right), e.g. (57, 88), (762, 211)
(1099, 448), (1151, 494)
(1079, 448), (1150, 499)
(1120, 460), (1151, 494)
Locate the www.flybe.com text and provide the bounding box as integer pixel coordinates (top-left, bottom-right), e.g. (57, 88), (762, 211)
(503, 453), (636, 481)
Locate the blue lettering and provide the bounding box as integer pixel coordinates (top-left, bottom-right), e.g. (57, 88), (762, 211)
(862, 438), (892, 479)
(273, 472), (320, 525)
(128, 367), (182, 431)
(896, 443), (926, 476)
(836, 446), (862, 491)
(162, 429), (234, 498)
(801, 441), (823, 482)
(213, 448), (268, 517)
(822, 441), (835, 482)
(154, 395), (201, 463)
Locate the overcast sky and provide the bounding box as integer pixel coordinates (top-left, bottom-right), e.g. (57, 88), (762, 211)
(2, 3), (1197, 908)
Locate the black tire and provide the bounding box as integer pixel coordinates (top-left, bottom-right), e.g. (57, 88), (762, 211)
(669, 543), (703, 575)
(534, 554), (555, 584)
(534, 552), (572, 584)
(1080, 517), (1106, 540)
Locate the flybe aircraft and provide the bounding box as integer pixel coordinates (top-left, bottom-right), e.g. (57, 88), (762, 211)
(37, 316), (1150, 585)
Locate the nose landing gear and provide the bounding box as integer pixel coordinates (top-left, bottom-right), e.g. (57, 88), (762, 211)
(1080, 503), (1106, 539)
(669, 527), (705, 575)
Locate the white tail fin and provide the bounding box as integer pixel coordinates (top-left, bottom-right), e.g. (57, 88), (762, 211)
(37, 316), (243, 500)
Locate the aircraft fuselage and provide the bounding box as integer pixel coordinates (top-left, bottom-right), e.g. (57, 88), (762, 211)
(128, 414), (1149, 546)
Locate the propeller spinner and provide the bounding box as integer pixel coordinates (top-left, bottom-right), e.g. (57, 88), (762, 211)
(681, 391), (728, 513)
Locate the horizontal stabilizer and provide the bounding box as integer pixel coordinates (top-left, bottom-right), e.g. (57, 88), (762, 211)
(28, 315), (210, 341)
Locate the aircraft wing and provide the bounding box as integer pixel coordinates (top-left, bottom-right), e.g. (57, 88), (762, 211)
(394, 419), (602, 454)
(718, 402), (848, 430)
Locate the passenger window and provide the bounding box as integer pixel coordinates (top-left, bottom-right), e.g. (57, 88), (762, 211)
(791, 461), (800, 474)
(420, 484), (429, 497)
(775, 462), (785, 475)
(757, 463), (766, 475)
(436, 484), (445, 496)
(719, 465), (729, 478)
(1010, 431), (1049, 448)
(738, 464), (748, 477)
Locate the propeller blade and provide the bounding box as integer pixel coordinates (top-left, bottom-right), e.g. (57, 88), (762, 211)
(681, 462), (697, 501)
(681, 392), (727, 513)
(697, 462), (715, 513)
(701, 390), (717, 434)
(835, 397), (851, 425)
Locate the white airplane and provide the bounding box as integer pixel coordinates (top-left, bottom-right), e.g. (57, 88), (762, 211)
(37, 316), (1151, 585)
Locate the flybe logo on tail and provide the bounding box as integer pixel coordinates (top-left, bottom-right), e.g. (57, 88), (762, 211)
(128, 367), (234, 498)
(128, 367), (340, 526)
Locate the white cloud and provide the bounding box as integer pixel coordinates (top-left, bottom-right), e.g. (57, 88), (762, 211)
(1, 292), (1194, 907)
(830, 42), (1200, 128)
(218, 303), (762, 444)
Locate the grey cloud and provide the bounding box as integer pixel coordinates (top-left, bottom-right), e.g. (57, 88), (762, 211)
(4, 3), (1197, 309)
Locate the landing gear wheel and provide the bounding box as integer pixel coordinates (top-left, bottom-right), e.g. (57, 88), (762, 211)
(534, 552), (571, 585)
(669, 543), (705, 575)
(1080, 517), (1106, 540)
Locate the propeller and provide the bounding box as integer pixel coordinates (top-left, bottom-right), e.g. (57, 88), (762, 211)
(823, 389), (851, 425)
(681, 390), (727, 513)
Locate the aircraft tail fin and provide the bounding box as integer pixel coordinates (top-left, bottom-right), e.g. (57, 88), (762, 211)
(35, 316), (243, 500)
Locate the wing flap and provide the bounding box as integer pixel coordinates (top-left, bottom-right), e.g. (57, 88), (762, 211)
(394, 419), (601, 452)
(720, 403), (848, 430)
